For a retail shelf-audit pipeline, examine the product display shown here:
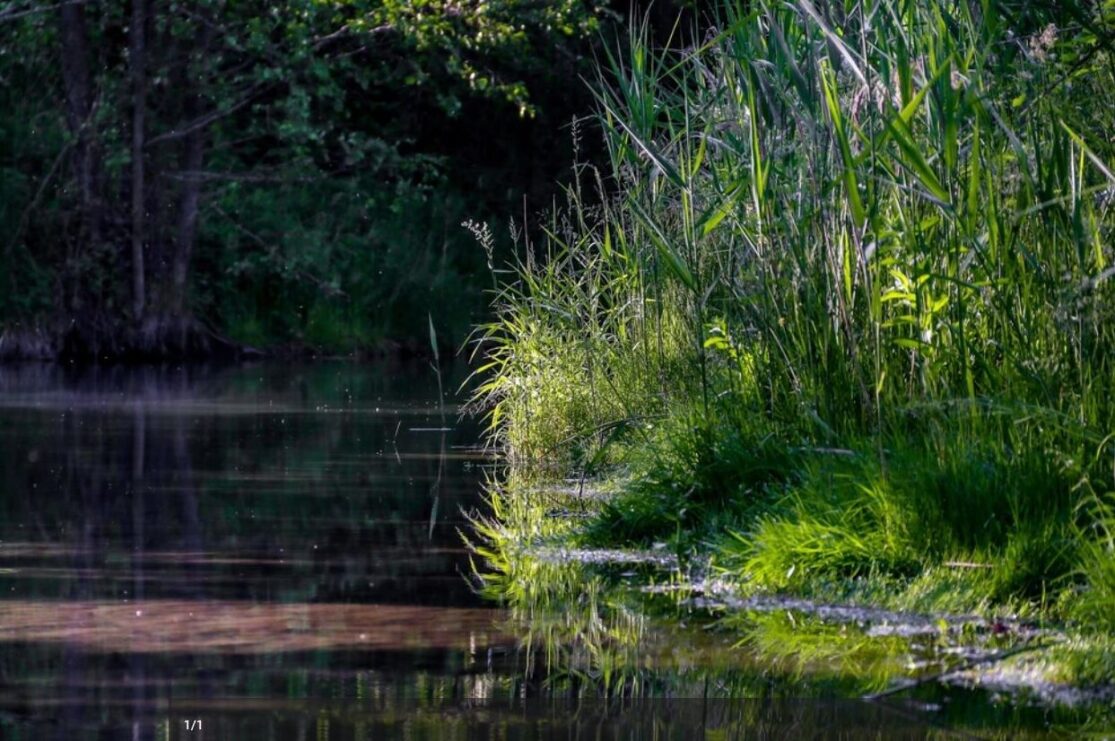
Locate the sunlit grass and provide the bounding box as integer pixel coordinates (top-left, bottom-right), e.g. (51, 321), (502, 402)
(469, 0), (1115, 652)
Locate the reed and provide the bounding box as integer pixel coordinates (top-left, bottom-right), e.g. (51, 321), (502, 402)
(471, 0), (1115, 626)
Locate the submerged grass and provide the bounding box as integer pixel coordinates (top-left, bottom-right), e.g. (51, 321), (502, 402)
(467, 0), (1115, 684)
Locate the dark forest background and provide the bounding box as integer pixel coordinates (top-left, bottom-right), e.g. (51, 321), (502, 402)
(0, 0), (691, 360)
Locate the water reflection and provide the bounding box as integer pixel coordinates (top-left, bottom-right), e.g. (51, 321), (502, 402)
(0, 361), (526, 738)
(471, 510), (1112, 737)
(0, 600), (508, 653)
(0, 362), (484, 606)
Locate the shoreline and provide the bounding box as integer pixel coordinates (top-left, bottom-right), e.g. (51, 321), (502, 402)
(0, 321), (447, 365)
(471, 479), (1115, 718)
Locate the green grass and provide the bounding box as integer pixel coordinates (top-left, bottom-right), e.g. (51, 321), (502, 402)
(582, 407), (800, 548)
(1072, 491), (1115, 628)
(469, 0), (1115, 639)
(718, 422), (1082, 601)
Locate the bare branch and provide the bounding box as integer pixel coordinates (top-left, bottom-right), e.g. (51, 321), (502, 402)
(4, 138), (72, 262)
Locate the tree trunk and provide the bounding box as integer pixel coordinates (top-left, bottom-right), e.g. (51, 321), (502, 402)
(170, 134), (203, 316)
(169, 17), (215, 317)
(58, 1), (103, 311)
(129, 0), (148, 321)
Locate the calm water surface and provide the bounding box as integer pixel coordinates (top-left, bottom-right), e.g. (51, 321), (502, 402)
(0, 361), (515, 738)
(0, 362), (1087, 739)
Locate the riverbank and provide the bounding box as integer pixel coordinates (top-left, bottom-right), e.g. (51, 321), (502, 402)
(464, 0), (1115, 724)
(467, 477), (1115, 726)
(0, 318), (450, 363)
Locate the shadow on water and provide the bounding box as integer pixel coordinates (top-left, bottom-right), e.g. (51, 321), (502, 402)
(0, 362), (1105, 739)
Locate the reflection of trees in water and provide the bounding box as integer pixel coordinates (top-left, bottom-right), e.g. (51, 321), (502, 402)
(0, 363), (478, 603)
(0, 365), (214, 561)
(0, 362), (499, 735)
(45, 370), (206, 570)
(43, 370), (211, 738)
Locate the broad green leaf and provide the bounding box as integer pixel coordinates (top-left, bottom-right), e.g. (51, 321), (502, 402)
(899, 59), (951, 125)
(894, 338), (931, 350)
(821, 62), (866, 226)
(698, 182), (745, 237)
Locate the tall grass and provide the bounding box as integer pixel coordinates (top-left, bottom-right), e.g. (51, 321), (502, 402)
(471, 1), (1115, 626)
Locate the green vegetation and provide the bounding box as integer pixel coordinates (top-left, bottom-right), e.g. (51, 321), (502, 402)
(0, 0), (623, 356)
(468, 485), (1115, 732)
(469, 0), (1115, 683)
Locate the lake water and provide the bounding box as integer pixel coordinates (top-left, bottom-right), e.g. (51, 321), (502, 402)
(0, 362), (1093, 738)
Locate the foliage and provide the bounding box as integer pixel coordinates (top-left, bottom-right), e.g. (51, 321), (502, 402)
(1073, 489), (1115, 629)
(0, 0), (612, 350)
(466, 177), (698, 461)
(720, 425), (1080, 605)
(583, 407), (800, 548)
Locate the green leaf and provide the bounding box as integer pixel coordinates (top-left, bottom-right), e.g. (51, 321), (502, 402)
(899, 59), (950, 126)
(629, 199), (697, 292)
(427, 313), (440, 365)
(885, 115), (950, 203)
(595, 92), (686, 190)
(1061, 120), (1115, 186)
(697, 182), (744, 237)
(821, 62), (866, 226)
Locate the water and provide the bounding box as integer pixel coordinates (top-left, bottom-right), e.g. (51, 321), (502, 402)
(0, 362), (1098, 739)
(0, 361), (512, 738)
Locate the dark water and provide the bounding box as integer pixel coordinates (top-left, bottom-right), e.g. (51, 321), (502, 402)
(0, 362), (1087, 739)
(0, 361), (513, 738)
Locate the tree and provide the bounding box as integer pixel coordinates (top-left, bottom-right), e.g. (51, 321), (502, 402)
(1, 0), (610, 357)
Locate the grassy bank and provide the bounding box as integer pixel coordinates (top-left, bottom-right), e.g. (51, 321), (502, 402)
(467, 0), (1115, 682)
(468, 477), (1115, 716)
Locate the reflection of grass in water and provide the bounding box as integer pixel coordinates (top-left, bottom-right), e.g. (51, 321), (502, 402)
(521, 578), (649, 696)
(468, 485), (650, 694)
(470, 485), (1115, 735)
(467, 479), (1115, 735)
(470, 479), (931, 700)
(725, 611), (914, 696)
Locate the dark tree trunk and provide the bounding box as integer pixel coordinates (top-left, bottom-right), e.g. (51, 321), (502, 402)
(169, 16), (215, 318)
(58, 1), (103, 311)
(170, 133), (203, 315)
(129, 0), (148, 321)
